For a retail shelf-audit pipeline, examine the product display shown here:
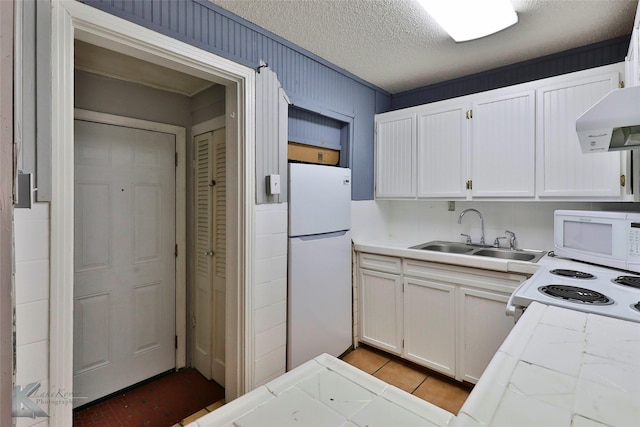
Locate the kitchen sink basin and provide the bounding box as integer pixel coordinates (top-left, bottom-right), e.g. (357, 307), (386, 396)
(409, 240), (546, 263)
(472, 248), (543, 262)
(410, 241), (476, 254)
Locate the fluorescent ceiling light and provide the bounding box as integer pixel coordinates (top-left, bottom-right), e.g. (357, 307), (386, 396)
(418, 0), (518, 42)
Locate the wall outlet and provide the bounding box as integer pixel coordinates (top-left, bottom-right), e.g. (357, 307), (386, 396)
(448, 201), (455, 211)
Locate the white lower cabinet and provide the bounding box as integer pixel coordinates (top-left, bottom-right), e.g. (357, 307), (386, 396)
(456, 287), (514, 383)
(358, 268), (403, 355)
(358, 252), (527, 383)
(403, 277), (456, 376)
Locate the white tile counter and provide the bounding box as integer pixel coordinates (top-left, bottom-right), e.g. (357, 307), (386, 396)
(188, 353), (455, 427)
(189, 301), (640, 427)
(453, 302), (640, 427)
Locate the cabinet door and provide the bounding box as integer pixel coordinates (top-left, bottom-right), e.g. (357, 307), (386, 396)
(403, 277), (456, 377)
(457, 288), (513, 384)
(626, 31), (639, 88)
(629, 10), (640, 88)
(416, 103), (469, 198)
(358, 269), (403, 355)
(375, 113), (416, 198)
(536, 72), (623, 198)
(471, 90), (535, 197)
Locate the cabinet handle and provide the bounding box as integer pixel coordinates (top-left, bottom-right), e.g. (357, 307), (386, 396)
(466, 180), (473, 190)
(621, 175), (626, 187)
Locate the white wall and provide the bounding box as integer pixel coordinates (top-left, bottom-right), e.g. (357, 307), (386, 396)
(353, 200), (640, 251)
(253, 203), (288, 386)
(14, 203), (50, 426)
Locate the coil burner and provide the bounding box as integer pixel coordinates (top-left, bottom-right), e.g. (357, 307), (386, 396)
(538, 285), (613, 305)
(612, 276), (640, 289)
(549, 269), (595, 279)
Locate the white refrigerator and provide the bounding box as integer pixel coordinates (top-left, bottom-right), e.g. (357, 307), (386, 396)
(287, 163), (352, 370)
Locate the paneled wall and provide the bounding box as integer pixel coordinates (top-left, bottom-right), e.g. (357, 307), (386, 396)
(391, 36), (630, 110)
(80, 0), (391, 201)
(23, 2), (634, 202)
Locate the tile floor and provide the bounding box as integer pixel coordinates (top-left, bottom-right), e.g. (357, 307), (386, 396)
(341, 345), (473, 415)
(180, 345), (473, 425)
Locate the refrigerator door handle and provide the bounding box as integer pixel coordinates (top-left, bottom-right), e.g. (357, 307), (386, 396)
(293, 230), (349, 241)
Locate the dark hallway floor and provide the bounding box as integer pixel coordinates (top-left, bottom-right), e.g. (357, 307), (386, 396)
(73, 368), (224, 427)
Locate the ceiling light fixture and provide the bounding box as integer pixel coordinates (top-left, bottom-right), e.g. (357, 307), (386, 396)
(417, 0), (518, 42)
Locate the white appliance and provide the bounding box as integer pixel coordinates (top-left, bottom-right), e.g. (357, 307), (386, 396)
(507, 209), (640, 323)
(554, 210), (640, 273)
(506, 266), (640, 323)
(576, 85), (640, 153)
(287, 163), (352, 370)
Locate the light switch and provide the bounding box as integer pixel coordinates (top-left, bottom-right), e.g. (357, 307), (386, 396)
(267, 174), (281, 195)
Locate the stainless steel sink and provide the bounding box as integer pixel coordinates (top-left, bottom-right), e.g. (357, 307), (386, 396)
(472, 248), (544, 262)
(409, 240), (546, 263)
(410, 241), (476, 254)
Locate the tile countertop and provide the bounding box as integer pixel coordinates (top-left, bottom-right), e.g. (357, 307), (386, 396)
(187, 353), (455, 427)
(188, 302), (640, 427)
(454, 301), (640, 427)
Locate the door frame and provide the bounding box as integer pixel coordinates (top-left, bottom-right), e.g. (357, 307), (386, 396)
(74, 108), (188, 370)
(51, 2), (256, 425)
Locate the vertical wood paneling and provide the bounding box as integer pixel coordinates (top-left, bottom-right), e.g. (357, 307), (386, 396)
(416, 104), (467, 198)
(391, 36), (630, 111)
(471, 90), (535, 197)
(536, 70), (622, 197)
(359, 269), (403, 355)
(82, 0), (385, 199)
(375, 114), (415, 198)
(255, 64), (287, 204)
(404, 278), (456, 376)
(288, 108), (342, 150)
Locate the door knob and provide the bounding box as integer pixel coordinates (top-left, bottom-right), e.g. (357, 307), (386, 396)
(202, 250), (214, 256)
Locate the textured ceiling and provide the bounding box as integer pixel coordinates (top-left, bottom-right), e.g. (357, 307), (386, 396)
(209, 0), (638, 94)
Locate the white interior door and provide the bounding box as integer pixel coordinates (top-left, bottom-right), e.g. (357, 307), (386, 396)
(73, 119), (176, 407)
(193, 128), (226, 386)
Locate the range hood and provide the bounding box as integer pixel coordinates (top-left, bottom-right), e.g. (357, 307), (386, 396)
(576, 85), (640, 153)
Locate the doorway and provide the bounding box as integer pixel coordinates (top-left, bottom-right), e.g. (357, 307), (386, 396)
(72, 111), (185, 407)
(51, 2), (256, 424)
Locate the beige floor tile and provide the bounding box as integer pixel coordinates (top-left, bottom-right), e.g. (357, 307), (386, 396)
(181, 408), (209, 425)
(341, 347), (391, 374)
(373, 360), (428, 393)
(412, 375), (471, 414)
(206, 399), (225, 412)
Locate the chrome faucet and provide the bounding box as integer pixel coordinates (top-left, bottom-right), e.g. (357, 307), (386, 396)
(505, 230), (518, 250)
(458, 208), (485, 245)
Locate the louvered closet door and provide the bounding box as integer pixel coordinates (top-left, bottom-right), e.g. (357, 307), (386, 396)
(193, 129), (226, 386)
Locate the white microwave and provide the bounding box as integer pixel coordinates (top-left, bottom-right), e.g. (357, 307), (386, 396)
(554, 210), (640, 273)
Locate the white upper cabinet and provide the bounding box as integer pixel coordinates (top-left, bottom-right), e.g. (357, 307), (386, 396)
(374, 62), (631, 201)
(416, 102), (468, 198)
(536, 68), (624, 198)
(627, 2), (640, 88)
(470, 90), (536, 198)
(375, 112), (416, 198)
